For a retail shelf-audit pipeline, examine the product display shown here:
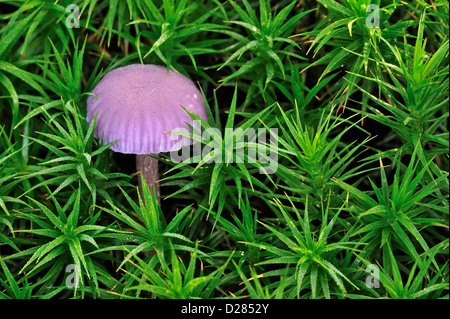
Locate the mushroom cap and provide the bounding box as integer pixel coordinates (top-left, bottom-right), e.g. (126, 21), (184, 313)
(86, 64), (206, 154)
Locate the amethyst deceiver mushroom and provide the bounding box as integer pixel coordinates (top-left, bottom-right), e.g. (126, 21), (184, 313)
(86, 64), (207, 202)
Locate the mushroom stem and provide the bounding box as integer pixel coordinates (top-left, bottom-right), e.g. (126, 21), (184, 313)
(136, 154), (160, 203)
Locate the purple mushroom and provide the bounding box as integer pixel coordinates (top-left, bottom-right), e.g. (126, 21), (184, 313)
(86, 64), (207, 202)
